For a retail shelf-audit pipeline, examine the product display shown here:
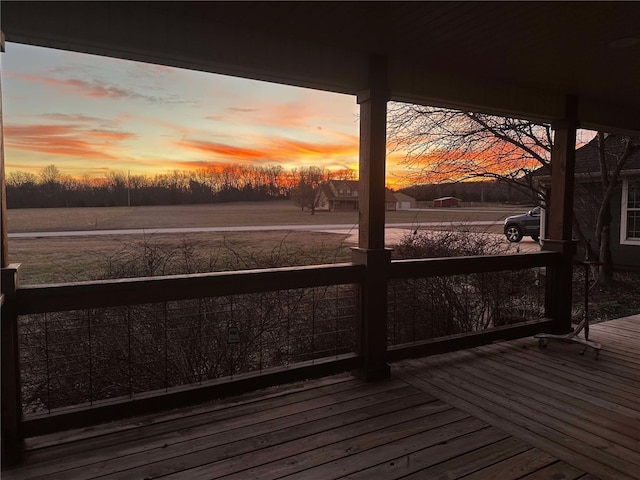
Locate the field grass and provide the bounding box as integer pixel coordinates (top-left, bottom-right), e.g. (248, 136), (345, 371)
(7, 201), (639, 323)
(6, 200), (527, 233)
(6, 201), (528, 285)
(9, 231), (354, 285)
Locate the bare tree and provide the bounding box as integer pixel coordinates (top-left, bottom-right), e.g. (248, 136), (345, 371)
(290, 166), (331, 215)
(39, 164), (62, 185)
(387, 104), (552, 203)
(572, 134), (640, 285)
(331, 168), (357, 181)
(6, 170), (37, 188)
(387, 103), (638, 284)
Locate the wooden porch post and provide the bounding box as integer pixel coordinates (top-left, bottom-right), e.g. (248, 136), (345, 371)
(1, 34), (24, 465)
(1, 264), (24, 466)
(1, 31), (8, 268)
(352, 54), (391, 381)
(543, 95), (578, 333)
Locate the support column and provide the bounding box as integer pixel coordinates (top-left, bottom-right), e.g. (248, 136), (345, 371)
(542, 95), (578, 333)
(357, 54), (388, 251)
(352, 55), (391, 381)
(1, 31), (8, 268)
(1, 265), (24, 466)
(1, 37), (23, 464)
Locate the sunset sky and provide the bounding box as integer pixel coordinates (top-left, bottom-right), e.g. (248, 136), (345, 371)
(4, 42), (415, 185)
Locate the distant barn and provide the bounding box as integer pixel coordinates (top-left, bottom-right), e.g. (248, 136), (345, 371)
(394, 192), (416, 210)
(432, 196), (461, 207)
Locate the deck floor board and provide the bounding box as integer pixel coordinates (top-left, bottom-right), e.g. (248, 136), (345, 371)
(397, 315), (640, 480)
(3, 314), (639, 479)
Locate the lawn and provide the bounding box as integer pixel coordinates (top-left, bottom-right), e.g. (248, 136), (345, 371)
(6, 200), (526, 232)
(7, 201), (526, 284)
(6, 201), (639, 324)
(9, 230), (355, 285)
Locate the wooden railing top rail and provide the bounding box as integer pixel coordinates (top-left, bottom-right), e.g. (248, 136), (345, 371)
(15, 251), (561, 314)
(389, 251), (561, 279)
(16, 262), (365, 315)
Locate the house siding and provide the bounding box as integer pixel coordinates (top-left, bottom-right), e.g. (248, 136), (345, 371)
(574, 185), (640, 271)
(535, 135), (640, 271)
(612, 187), (640, 270)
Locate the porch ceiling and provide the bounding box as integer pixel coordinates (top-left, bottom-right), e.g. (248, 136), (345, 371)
(2, 1), (640, 133)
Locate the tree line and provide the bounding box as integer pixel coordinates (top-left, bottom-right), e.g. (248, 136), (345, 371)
(5, 164), (354, 209)
(400, 180), (532, 204)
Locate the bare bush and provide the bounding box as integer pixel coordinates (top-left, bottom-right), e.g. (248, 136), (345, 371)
(388, 228), (544, 345)
(19, 235), (357, 413)
(99, 233), (350, 278)
(392, 228), (509, 259)
(99, 235), (222, 278)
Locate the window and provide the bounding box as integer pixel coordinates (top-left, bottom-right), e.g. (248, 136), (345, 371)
(620, 179), (640, 245)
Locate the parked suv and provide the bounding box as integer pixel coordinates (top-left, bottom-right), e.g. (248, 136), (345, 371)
(504, 206), (541, 242)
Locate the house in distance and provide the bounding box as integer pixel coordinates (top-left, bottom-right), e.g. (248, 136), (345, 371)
(317, 180), (414, 212)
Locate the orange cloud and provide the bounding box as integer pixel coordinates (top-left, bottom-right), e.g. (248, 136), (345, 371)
(391, 143), (542, 185)
(4, 124), (135, 160)
(174, 140), (272, 162)
(217, 91), (357, 134)
(174, 136), (358, 165)
(271, 137), (357, 158)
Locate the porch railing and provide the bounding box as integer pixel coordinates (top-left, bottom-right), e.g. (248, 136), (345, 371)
(7, 263), (364, 437)
(387, 252), (558, 361)
(1, 250), (561, 463)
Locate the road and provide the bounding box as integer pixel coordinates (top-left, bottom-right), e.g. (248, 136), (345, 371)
(7, 221), (500, 238)
(9, 220), (540, 252)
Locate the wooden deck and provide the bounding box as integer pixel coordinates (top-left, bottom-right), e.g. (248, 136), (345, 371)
(3, 315), (639, 479)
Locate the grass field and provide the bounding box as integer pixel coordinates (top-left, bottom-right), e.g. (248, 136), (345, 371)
(6, 200), (527, 233)
(7, 201), (528, 285)
(6, 201), (640, 323)
(9, 230), (355, 285)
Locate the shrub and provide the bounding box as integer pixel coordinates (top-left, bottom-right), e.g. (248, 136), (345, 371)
(392, 227), (509, 260)
(19, 235), (357, 412)
(388, 227), (544, 345)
